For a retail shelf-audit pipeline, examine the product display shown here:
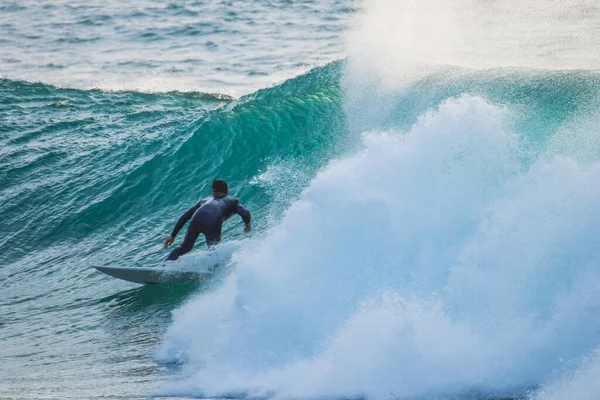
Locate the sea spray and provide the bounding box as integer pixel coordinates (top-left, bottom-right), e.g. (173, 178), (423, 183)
(342, 0), (600, 139)
(163, 241), (242, 273)
(157, 93), (600, 398)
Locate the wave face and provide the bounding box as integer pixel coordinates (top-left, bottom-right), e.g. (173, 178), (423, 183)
(156, 1), (600, 399)
(0, 63), (346, 267)
(0, 64), (348, 399)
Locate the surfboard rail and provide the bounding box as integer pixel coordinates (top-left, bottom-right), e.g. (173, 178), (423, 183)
(93, 265), (209, 284)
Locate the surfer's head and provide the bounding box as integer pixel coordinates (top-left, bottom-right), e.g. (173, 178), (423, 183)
(212, 179), (228, 196)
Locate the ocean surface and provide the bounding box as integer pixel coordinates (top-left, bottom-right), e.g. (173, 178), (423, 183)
(2, 0), (600, 399)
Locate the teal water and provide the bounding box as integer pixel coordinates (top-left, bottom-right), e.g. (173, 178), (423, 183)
(4, 62), (600, 399)
(3, 1), (600, 400)
(0, 62), (348, 398)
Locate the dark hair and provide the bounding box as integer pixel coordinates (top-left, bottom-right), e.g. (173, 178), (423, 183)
(212, 180), (228, 195)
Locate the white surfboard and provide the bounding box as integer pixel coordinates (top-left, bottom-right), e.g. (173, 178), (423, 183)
(95, 242), (240, 284)
(94, 265), (210, 285)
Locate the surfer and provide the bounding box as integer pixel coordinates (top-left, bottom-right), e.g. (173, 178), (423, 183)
(164, 180), (251, 261)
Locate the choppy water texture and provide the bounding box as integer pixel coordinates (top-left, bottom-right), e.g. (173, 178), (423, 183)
(2, 1), (600, 400)
(0, 0), (351, 96)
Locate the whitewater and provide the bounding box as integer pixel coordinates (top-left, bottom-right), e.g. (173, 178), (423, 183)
(157, 94), (600, 399)
(2, 0), (600, 399)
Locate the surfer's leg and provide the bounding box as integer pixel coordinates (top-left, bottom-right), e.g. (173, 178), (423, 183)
(204, 228), (222, 248)
(166, 221), (202, 261)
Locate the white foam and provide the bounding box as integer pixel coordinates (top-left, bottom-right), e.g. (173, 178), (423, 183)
(163, 241), (242, 273)
(533, 350), (600, 400)
(156, 95), (600, 398)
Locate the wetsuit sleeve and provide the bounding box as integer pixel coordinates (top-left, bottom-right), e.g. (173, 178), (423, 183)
(236, 201), (251, 226)
(170, 199), (204, 238)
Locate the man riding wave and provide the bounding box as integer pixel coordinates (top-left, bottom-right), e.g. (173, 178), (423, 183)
(164, 180), (251, 261)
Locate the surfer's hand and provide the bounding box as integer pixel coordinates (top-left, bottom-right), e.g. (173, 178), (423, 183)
(164, 236), (174, 248)
(244, 224), (251, 233)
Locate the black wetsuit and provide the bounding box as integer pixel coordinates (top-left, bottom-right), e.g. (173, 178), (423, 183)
(166, 195), (251, 261)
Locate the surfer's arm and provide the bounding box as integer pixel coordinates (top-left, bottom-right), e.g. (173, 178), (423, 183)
(236, 201), (251, 232)
(170, 200), (204, 238)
